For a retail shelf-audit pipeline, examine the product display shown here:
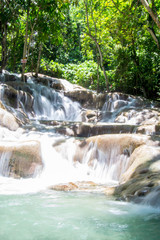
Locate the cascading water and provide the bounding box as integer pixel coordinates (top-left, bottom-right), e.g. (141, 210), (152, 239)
(0, 131), (130, 194)
(0, 77), (153, 192)
(0, 152), (12, 177)
(0, 73), (160, 240)
(28, 83), (82, 121)
(72, 140), (131, 185)
(0, 76), (131, 191)
(0, 78), (82, 122)
(101, 93), (132, 122)
(101, 92), (152, 123)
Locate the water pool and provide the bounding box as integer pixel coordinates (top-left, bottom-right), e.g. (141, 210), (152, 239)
(0, 191), (160, 240)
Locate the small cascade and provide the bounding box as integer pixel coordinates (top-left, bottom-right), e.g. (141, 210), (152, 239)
(39, 136), (85, 185)
(0, 130), (132, 193)
(102, 92), (120, 113)
(31, 83), (82, 121)
(17, 90), (33, 116)
(0, 85), (5, 100)
(140, 186), (160, 207)
(41, 136), (132, 186)
(0, 81), (82, 122)
(101, 92), (151, 123)
(76, 141), (131, 185)
(101, 93), (132, 122)
(0, 152), (12, 177)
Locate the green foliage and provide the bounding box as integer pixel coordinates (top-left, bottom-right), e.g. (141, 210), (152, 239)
(40, 59), (64, 78)
(40, 59), (106, 91)
(62, 60), (105, 90)
(1, 0), (160, 100)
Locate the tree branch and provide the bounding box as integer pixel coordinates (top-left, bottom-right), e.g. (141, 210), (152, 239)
(147, 27), (160, 49)
(140, 0), (160, 29)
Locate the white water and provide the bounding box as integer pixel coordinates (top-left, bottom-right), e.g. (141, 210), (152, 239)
(101, 92), (154, 124)
(1, 74), (160, 240)
(101, 93), (135, 122)
(0, 78), (155, 196)
(30, 84), (82, 121)
(0, 80), (138, 195)
(0, 81), (82, 122)
(0, 122), (132, 195)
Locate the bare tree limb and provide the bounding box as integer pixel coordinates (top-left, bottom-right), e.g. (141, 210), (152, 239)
(140, 0), (160, 29)
(147, 27), (160, 49)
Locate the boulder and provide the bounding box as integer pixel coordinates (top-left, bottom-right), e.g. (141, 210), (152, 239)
(0, 84), (18, 109)
(50, 182), (78, 191)
(0, 108), (19, 131)
(1, 83), (34, 113)
(50, 181), (102, 192)
(74, 134), (148, 161)
(113, 139), (160, 206)
(0, 140), (43, 178)
(3, 73), (20, 82)
(136, 124), (160, 135)
(72, 133), (160, 207)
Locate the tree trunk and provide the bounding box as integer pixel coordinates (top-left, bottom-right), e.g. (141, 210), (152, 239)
(21, 8), (29, 82)
(35, 42), (43, 77)
(84, 0), (109, 92)
(90, 36), (109, 92)
(0, 23), (7, 73)
(140, 0), (160, 29)
(147, 27), (160, 49)
(12, 29), (19, 72)
(131, 38), (147, 98)
(96, 54), (100, 94)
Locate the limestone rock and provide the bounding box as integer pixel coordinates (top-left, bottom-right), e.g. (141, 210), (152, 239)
(0, 140), (43, 178)
(50, 182), (78, 191)
(0, 108), (19, 131)
(50, 181), (101, 192)
(113, 140), (160, 206)
(115, 108), (160, 125)
(75, 134), (148, 160)
(40, 121), (136, 137)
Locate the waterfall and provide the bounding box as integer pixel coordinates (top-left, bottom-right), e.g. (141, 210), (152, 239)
(101, 93), (135, 122)
(0, 81), (82, 122)
(0, 74), (158, 203)
(0, 78), (134, 194)
(101, 92), (152, 123)
(0, 131), (132, 194)
(76, 140), (131, 185)
(0, 152), (12, 177)
(141, 187), (160, 207)
(31, 85), (82, 121)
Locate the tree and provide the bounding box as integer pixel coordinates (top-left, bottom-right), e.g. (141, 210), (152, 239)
(20, 0), (69, 81)
(140, 0), (160, 29)
(74, 0), (112, 91)
(0, 1), (20, 73)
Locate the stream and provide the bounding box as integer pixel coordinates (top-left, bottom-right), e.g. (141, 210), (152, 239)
(0, 73), (160, 239)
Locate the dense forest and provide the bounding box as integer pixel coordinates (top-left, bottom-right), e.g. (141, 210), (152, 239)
(0, 0), (160, 100)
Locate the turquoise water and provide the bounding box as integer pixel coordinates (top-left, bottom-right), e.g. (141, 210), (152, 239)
(0, 191), (160, 240)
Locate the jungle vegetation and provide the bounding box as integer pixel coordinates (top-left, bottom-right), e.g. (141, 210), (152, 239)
(0, 0), (160, 100)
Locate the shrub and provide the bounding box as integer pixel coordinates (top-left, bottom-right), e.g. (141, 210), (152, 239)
(40, 59), (106, 91)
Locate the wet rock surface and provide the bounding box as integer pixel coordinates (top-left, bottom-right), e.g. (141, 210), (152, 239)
(50, 181), (106, 192)
(0, 72), (160, 207)
(113, 139), (160, 206)
(0, 107), (19, 131)
(0, 140), (43, 178)
(39, 120), (137, 137)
